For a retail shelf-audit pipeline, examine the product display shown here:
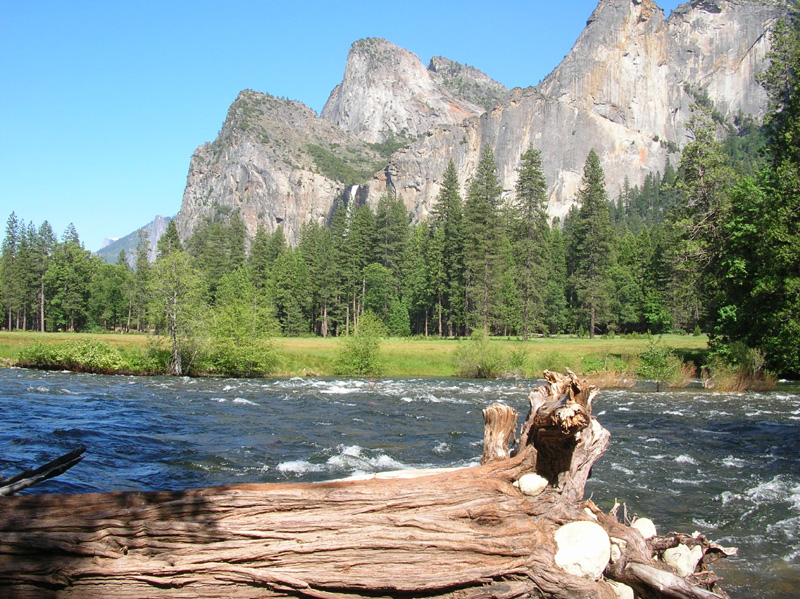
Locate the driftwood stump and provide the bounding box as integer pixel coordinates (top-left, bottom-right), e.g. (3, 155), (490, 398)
(0, 370), (734, 599)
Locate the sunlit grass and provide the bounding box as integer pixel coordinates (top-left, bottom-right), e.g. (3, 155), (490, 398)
(0, 331), (709, 379)
(0, 331), (149, 362)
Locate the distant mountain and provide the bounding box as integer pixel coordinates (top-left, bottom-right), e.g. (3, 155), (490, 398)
(95, 215), (170, 265)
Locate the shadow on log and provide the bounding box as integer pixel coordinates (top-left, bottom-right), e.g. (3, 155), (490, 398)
(0, 370), (735, 599)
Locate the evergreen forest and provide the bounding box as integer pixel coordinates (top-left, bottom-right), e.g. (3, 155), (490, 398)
(2, 15), (800, 378)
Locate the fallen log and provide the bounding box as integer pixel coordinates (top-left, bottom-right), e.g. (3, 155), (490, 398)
(0, 370), (735, 599)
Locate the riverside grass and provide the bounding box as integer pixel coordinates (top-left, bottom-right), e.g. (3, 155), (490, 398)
(0, 331), (708, 380)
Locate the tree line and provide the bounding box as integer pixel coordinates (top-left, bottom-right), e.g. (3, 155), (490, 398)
(3, 14), (799, 377)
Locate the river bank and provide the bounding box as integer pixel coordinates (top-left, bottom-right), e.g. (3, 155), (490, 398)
(0, 331), (708, 380)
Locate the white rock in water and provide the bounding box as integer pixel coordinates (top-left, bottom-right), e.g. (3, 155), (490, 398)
(516, 473), (548, 496)
(631, 517), (657, 539)
(663, 543), (701, 578)
(554, 521), (611, 580)
(607, 580), (635, 599)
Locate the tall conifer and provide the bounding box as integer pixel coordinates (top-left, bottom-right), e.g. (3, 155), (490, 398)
(570, 149), (614, 338)
(430, 159), (465, 335)
(511, 145), (549, 339)
(463, 146), (504, 332)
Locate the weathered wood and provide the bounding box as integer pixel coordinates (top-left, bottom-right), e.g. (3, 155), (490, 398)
(0, 372), (734, 599)
(481, 402), (518, 464)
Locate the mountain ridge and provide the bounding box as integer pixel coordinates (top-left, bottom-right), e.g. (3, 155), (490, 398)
(149, 0), (787, 249)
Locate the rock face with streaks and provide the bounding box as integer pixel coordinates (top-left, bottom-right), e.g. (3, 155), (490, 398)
(174, 0), (785, 245)
(366, 0), (784, 222)
(320, 38), (508, 144)
(174, 90), (384, 244)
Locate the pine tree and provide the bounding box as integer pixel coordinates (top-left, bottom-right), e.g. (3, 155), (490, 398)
(133, 230), (152, 331)
(345, 203), (376, 330)
(228, 212), (247, 271)
(248, 225), (272, 291)
(543, 224), (568, 335)
(298, 221), (336, 337)
(157, 220), (183, 260)
(569, 149), (614, 338)
(17, 223), (36, 330)
(187, 215), (248, 303)
(271, 248), (311, 336)
(430, 159), (466, 336)
(673, 104), (736, 331)
(374, 191), (409, 278)
(463, 146), (504, 333)
(329, 200), (351, 335)
(607, 230), (644, 333)
(510, 145), (550, 339)
(34, 222), (57, 331)
(403, 222), (435, 336)
(1, 213), (22, 329)
(88, 262), (130, 331)
(265, 226), (288, 265)
(44, 225), (96, 332)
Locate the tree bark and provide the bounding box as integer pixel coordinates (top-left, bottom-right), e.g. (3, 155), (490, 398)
(0, 371), (734, 599)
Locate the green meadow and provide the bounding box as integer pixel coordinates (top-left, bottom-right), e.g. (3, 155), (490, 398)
(0, 331), (708, 380)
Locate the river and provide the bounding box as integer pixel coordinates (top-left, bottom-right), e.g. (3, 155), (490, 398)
(0, 368), (798, 598)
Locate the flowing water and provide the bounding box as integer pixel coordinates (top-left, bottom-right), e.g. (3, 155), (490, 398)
(1, 368), (798, 598)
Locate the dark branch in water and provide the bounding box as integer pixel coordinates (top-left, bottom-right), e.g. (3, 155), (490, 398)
(0, 446), (85, 496)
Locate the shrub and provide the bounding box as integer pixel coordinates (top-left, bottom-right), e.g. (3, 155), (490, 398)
(637, 338), (686, 391)
(16, 340), (124, 374)
(204, 339), (279, 377)
(703, 343), (775, 391)
(581, 356), (605, 374)
(531, 351), (570, 374)
(15, 342), (58, 369)
(452, 330), (507, 378)
(333, 310), (386, 377)
(505, 346), (529, 378)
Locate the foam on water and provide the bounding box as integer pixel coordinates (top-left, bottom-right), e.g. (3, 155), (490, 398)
(277, 460), (325, 475)
(612, 463), (635, 476)
(324, 444), (407, 475)
(433, 442), (450, 455)
(232, 398), (257, 405)
(722, 456), (747, 468)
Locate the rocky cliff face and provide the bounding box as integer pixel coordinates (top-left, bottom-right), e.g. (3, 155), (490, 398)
(176, 0), (785, 245)
(320, 38), (508, 143)
(365, 0), (784, 221)
(175, 90), (385, 244)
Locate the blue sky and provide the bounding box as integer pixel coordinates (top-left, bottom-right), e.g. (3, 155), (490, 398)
(1, 0), (681, 252)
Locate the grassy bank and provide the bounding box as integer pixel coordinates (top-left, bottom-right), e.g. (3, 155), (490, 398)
(0, 331), (708, 379)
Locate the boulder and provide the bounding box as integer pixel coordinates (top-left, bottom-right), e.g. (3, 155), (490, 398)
(631, 517), (657, 539)
(553, 521), (611, 580)
(516, 473), (549, 496)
